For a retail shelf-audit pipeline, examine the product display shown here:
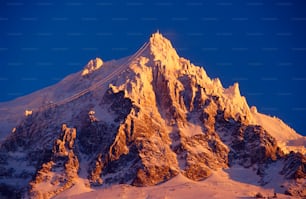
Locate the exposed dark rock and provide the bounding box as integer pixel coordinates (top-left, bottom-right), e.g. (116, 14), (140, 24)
(30, 124), (79, 198)
(281, 152), (306, 179)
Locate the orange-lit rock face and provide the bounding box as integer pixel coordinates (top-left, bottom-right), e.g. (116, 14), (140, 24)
(0, 32), (305, 198)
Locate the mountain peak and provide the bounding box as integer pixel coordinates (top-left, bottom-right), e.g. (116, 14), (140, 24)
(1, 32), (305, 198)
(148, 31), (180, 65)
(149, 31), (167, 43)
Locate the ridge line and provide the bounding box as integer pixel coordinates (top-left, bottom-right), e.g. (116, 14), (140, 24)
(36, 42), (150, 112)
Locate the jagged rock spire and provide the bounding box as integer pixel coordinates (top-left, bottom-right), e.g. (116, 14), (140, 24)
(148, 31), (180, 66)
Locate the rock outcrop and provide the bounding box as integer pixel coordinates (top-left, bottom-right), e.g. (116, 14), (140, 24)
(82, 57), (103, 76)
(29, 124), (79, 199)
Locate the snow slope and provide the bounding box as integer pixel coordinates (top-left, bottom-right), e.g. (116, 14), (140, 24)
(0, 42), (149, 141)
(251, 108), (306, 154)
(55, 168), (293, 199)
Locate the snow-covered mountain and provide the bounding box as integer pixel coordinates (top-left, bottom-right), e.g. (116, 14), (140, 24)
(0, 32), (305, 198)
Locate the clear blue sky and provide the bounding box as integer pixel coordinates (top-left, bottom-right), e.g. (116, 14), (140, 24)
(1, 0), (306, 135)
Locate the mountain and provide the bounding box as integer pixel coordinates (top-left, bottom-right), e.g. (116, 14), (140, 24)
(0, 32), (305, 199)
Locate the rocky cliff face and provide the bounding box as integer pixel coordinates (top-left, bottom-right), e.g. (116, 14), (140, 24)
(0, 32), (305, 198)
(29, 124), (79, 198)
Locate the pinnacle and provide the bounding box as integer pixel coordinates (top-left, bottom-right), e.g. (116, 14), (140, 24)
(148, 31), (179, 63)
(150, 30), (163, 40)
(149, 31), (172, 47)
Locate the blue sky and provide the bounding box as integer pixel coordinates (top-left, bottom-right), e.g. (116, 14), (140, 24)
(1, 0), (306, 135)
